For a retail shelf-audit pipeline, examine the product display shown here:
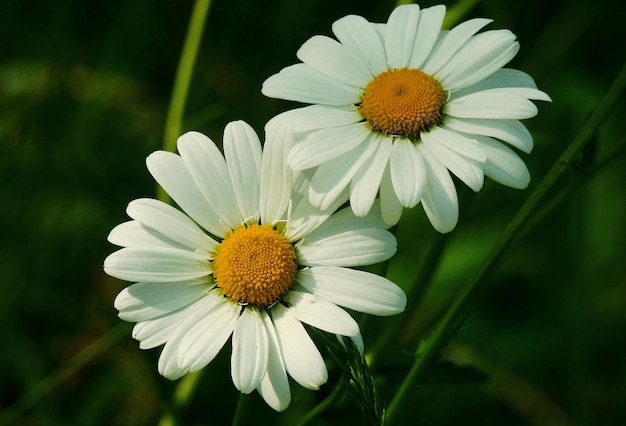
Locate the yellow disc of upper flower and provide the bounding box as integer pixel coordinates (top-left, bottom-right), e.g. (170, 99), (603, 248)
(213, 224), (297, 306)
(360, 67), (445, 139)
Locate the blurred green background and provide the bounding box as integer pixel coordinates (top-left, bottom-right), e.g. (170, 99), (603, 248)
(1, 0), (624, 424)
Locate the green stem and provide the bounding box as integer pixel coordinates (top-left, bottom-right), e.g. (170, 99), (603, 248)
(157, 0), (212, 202)
(297, 381), (346, 426)
(231, 393), (250, 426)
(384, 61), (626, 425)
(157, 370), (204, 426)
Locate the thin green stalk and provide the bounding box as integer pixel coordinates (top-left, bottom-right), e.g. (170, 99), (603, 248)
(157, 0), (212, 202)
(0, 324), (128, 426)
(297, 381), (346, 426)
(158, 370), (204, 426)
(384, 61), (626, 425)
(231, 393), (250, 426)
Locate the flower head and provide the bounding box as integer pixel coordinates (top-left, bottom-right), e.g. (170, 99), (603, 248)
(103, 121), (406, 411)
(262, 4), (551, 232)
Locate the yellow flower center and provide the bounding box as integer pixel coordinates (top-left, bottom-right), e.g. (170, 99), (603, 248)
(359, 67), (445, 139)
(212, 224), (297, 306)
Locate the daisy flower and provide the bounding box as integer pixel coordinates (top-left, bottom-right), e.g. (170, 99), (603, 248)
(103, 121), (406, 411)
(262, 4), (551, 233)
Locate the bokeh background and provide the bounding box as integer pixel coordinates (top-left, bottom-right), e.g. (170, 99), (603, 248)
(1, 0), (625, 424)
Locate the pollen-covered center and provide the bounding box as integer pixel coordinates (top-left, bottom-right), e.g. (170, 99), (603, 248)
(212, 224), (297, 307)
(360, 67), (445, 139)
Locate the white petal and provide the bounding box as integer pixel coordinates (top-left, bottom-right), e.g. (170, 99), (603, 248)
(126, 198), (218, 252)
(224, 121), (262, 222)
(270, 304), (327, 390)
(177, 131), (241, 229)
(262, 63), (362, 105)
(437, 30), (519, 90)
(177, 298), (240, 372)
(146, 151), (226, 238)
(475, 136), (530, 189)
(284, 291), (359, 336)
(114, 279), (208, 322)
(379, 163), (404, 225)
(231, 308), (269, 394)
(297, 228), (396, 267)
(418, 145), (459, 233)
(421, 132), (485, 192)
(265, 105), (361, 134)
(104, 247), (210, 283)
(287, 123), (371, 170)
(453, 68), (551, 102)
(422, 126), (487, 162)
(443, 116), (533, 153)
(423, 18), (493, 75)
(297, 35), (372, 87)
(260, 122), (293, 224)
(390, 139), (426, 208)
(256, 311), (291, 412)
(309, 138), (378, 210)
(408, 5), (446, 69)
(349, 135), (392, 217)
(308, 201), (390, 242)
(331, 14), (387, 75)
(386, 4), (421, 68)
(446, 90), (538, 120)
(295, 267), (406, 316)
(108, 220), (185, 249)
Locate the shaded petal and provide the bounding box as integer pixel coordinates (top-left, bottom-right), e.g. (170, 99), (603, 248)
(296, 267), (406, 316)
(297, 35), (372, 87)
(104, 247), (210, 283)
(443, 116), (533, 153)
(231, 307), (269, 394)
(475, 135), (530, 189)
(446, 90), (539, 120)
(453, 68), (551, 102)
(422, 125), (487, 161)
(284, 291), (359, 336)
(308, 201), (390, 241)
(423, 18), (493, 75)
(408, 5), (446, 69)
(224, 121), (263, 222)
(297, 228), (396, 267)
(177, 132), (241, 229)
(270, 304), (328, 390)
(114, 279), (208, 322)
(266, 105), (361, 134)
(350, 135), (392, 217)
(256, 311), (291, 412)
(418, 145), (459, 233)
(332, 14), (387, 75)
(390, 139), (426, 208)
(108, 220), (186, 250)
(146, 151), (226, 238)
(386, 4), (421, 68)
(126, 198), (218, 252)
(379, 163), (404, 225)
(260, 122), (293, 224)
(262, 63), (361, 105)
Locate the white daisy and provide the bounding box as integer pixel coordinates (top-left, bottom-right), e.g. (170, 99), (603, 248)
(103, 121), (406, 411)
(262, 4), (551, 233)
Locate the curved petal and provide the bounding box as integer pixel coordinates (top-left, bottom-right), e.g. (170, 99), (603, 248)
(177, 131), (241, 229)
(265, 104), (361, 134)
(443, 116), (533, 153)
(296, 35), (372, 87)
(350, 135), (392, 217)
(146, 151), (227, 238)
(297, 228), (396, 267)
(390, 139), (426, 208)
(295, 267), (406, 316)
(260, 122), (293, 224)
(284, 291), (359, 336)
(287, 123), (371, 171)
(108, 220), (186, 250)
(308, 201), (390, 242)
(475, 135), (530, 189)
(104, 246), (211, 283)
(231, 307), (269, 394)
(422, 125), (487, 162)
(452, 68), (552, 102)
(418, 145), (459, 233)
(332, 14), (387, 75)
(114, 279), (208, 322)
(446, 90), (539, 120)
(386, 4), (421, 68)
(126, 198), (218, 252)
(224, 121), (263, 222)
(408, 5), (446, 69)
(380, 163), (404, 225)
(256, 311), (291, 412)
(270, 303), (328, 390)
(262, 63), (362, 105)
